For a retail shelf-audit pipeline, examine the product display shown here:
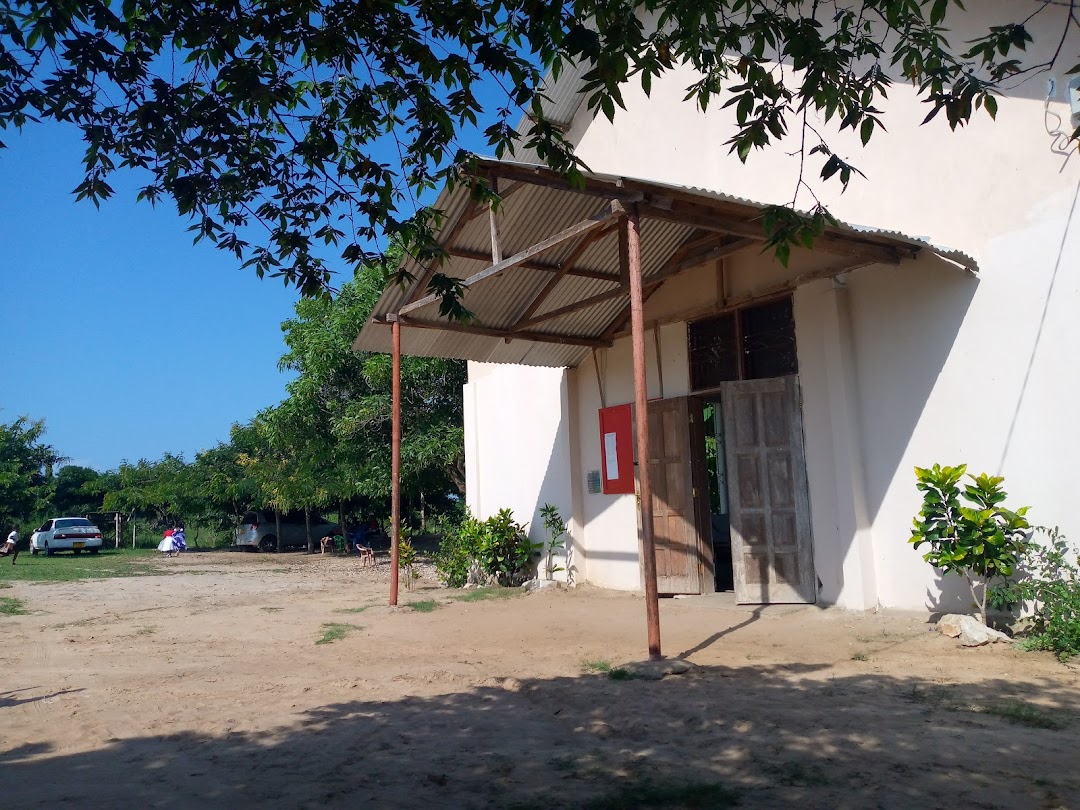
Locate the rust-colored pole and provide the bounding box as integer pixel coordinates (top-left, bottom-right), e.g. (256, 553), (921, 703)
(627, 206), (662, 659)
(390, 317), (402, 606)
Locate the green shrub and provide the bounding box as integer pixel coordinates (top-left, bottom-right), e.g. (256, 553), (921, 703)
(993, 527), (1080, 662)
(435, 508), (539, 587)
(910, 464), (1029, 624)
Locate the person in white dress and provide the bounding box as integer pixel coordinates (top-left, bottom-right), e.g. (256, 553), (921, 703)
(1, 528), (18, 564)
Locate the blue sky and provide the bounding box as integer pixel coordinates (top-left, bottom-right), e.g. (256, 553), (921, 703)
(0, 73), (514, 472)
(0, 122), (310, 470)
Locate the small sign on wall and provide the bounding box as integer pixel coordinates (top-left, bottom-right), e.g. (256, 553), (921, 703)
(587, 470), (602, 494)
(598, 403), (635, 494)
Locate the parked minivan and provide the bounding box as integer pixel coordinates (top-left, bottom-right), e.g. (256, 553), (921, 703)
(234, 510), (339, 552)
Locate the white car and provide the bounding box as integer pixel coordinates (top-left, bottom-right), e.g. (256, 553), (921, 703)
(30, 517), (104, 556)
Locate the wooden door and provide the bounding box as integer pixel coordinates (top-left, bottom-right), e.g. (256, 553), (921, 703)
(720, 376), (815, 604)
(642, 397), (704, 594)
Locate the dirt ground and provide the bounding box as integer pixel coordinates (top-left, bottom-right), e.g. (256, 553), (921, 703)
(1, 550), (1078, 809)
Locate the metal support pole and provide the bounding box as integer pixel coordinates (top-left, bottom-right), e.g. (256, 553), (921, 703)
(627, 207), (662, 659)
(390, 317), (402, 606)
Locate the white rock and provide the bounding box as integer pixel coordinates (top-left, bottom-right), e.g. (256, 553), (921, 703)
(937, 614), (1012, 647)
(521, 578), (566, 594)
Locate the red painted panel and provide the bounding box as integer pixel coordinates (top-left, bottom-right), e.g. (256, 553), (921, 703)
(599, 404), (635, 495)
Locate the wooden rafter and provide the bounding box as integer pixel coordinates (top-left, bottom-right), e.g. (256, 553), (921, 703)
(517, 237), (754, 331)
(606, 259), (874, 341)
(400, 199), (481, 305)
(398, 205), (621, 317)
(509, 218), (621, 331)
(442, 247), (620, 282)
(479, 162), (646, 204)
(640, 202), (907, 266)
(595, 231), (748, 340)
(381, 314), (609, 349)
(470, 159), (919, 265)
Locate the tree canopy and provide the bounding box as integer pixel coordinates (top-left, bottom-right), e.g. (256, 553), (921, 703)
(0, 257), (464, 542)
(0, 415), (61, 529)
(1, 1), (1070, 309)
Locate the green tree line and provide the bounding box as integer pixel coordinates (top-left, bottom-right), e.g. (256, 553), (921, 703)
(0, 261), (465, 548)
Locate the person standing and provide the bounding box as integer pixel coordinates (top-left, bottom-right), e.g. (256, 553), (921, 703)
(1, 527), (19, 564)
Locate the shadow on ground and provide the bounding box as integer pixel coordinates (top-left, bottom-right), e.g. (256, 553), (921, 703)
(4, 664), (1077, 809)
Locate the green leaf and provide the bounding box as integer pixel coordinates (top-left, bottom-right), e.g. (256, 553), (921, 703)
(860, 118), (874, 145)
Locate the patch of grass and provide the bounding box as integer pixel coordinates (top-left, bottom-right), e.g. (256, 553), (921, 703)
(315, 623), (362, 645)
(763, 760), (831, 787)
(583, 780), (739, 810)
(581, 658), (635, 680)
(406, 600), (439, 613)
(135, 625), (157, 636)
(0, 548), (163, 584)
(0, 596), (28, 616)
(963, 700), (1065, 730)
(907, 686), (1066, 730)
(850, 651), (869, 661)
(260, 607), (283, 613)
(334, 605), (372, 614)
(450, 587), (522, 603)
(0, 582), (11, 589)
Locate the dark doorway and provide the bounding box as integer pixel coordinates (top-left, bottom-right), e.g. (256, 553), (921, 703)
(701, 397), (735, 592)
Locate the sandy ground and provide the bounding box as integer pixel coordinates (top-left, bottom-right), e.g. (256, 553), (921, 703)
(1, 550), (1078, 809)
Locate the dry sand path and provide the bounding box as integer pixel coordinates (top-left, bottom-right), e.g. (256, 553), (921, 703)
(1, 550), (1077, 809)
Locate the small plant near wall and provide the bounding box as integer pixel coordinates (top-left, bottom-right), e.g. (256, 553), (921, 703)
(910, 464), (1030, 625)
(991, 526), (1080, 662)
(540, 503), (567, 581)
(435, 508), (540, 587)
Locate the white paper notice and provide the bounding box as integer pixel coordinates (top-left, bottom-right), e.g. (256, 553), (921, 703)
(603, 432), (619, 481)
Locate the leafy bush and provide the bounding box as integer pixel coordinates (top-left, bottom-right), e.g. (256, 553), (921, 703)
(992, 527), (1080, 662)
(435, 508), (539, 587)
(910, 464), (1029, 624)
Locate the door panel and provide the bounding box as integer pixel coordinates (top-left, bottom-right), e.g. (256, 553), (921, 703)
(641, 397), (704, 594)
(721, 376), (815, 604)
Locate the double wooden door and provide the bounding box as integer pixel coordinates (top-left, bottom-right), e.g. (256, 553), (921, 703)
(638, 377), (815, 603)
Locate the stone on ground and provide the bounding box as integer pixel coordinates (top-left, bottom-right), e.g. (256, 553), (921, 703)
(937, 614), (1012, 647)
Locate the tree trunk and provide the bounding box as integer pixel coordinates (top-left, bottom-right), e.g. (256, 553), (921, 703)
(305, 507), (313, 553)
(275, 511), (282, 553)
(968, 574), (988, 625)
(339, 500), (348, 553)
(449, 452), (467, 496)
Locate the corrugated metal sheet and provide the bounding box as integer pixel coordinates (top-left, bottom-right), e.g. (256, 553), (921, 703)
(514, 62), (589, 131)
(353, 158), (977, 369)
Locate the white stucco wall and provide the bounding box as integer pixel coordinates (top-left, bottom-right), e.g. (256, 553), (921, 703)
(463, 362), (575, 578)
(466, 2), (1080, 608)
(563, 4), (1079, 610)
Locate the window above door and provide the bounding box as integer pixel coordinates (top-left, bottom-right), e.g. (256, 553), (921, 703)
(688, 296), (797, 390)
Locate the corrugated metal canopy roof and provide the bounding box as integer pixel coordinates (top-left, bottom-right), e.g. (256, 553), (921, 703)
(354, 158), (977, 368)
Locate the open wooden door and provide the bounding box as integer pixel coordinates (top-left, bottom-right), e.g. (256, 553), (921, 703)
(720, 376), (815, 604)
(642, 397), (706, 594)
